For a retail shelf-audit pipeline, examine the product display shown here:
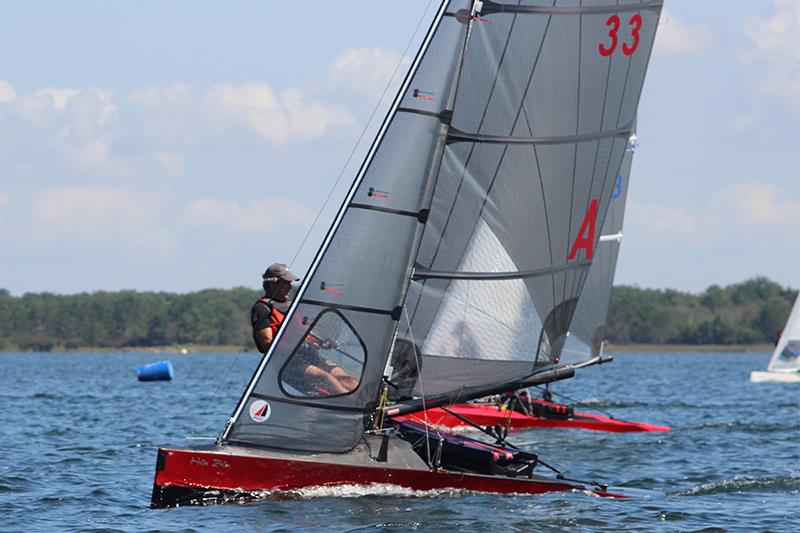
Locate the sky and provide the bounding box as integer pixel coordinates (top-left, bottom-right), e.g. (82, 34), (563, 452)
(0, 0), (797, 296)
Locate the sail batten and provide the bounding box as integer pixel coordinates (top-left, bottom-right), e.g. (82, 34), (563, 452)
(447, 124), (632, 144)
(481, 0), (663, 16)
(413, 260), (591, 281)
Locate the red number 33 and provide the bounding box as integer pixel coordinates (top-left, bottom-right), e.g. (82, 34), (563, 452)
(598, 13), (642, 57)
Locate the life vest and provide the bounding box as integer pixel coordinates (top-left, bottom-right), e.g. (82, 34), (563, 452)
(256, 297), (285, 337)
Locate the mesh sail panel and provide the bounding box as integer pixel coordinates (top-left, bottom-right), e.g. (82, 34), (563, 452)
(768, 296), (800, 372)
(225, 1), (471, 452)
(403, 0), (661, 398)
(565, 143), (633, 361)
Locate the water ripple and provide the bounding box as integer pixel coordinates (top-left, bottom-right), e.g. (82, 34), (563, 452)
(671, 476), (800, 496)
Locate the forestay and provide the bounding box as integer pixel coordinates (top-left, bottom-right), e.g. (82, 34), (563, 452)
(223, 0), (662, 453)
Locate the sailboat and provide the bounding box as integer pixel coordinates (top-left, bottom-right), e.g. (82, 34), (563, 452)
(751, 295), (800, 383)
(405, 137), (670, 432)
(151, 0), (662, 507)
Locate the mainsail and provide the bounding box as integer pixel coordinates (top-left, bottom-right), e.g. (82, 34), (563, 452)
(222, 0), (662, 453)
(564, 132), (635, 361)
(767, 295), (800, 373)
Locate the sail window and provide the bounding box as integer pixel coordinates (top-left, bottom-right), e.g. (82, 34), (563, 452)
(279, 309), (367, 399)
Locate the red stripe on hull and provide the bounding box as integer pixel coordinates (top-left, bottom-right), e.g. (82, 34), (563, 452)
(401, 404), (670, 433)
(152, 447), (626, 506)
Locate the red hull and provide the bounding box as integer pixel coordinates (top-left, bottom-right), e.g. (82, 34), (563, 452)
(151, 444), (625, 507)
(399, 403), (670, 433)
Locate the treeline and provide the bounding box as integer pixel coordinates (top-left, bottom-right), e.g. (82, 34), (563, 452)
(0, 288), (261, 351)
(0, 277), (796, 351)
(608, 277), (797, 345)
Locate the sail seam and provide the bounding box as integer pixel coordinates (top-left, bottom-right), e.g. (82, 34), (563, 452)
(412, 260), (590, 281)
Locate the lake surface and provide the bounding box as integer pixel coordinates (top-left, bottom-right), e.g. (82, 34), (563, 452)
(1, 352), (797, 532)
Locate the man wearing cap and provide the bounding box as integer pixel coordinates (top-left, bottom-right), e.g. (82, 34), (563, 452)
(251, 263), (300, 353)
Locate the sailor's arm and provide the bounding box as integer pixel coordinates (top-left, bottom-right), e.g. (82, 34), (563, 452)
(254, 326), (274, 351)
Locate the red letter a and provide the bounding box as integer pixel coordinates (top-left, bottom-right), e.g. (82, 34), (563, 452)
(567, 199), (599, 261)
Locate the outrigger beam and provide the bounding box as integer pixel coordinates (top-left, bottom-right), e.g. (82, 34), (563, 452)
(384, 365), (575, 418)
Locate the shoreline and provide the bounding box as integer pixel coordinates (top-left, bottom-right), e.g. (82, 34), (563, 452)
(606, 343), (772, 353)
(0, 344), (773, 354)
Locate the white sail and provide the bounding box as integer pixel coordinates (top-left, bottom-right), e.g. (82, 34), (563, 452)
(751, 295), (800, 382)
(767, 295), (800, 372)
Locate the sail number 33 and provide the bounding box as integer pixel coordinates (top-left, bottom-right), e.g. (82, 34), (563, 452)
(598, 13), (642, 57)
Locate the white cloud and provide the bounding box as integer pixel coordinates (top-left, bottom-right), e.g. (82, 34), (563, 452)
(328, 47), (409, 97)
(25, 186), (177, 253)
(128, 81), (353, 146)
(4, 85), (188, 180)
(0, 80), (16, 104)
(706, 182), (800, 227)
(0, 192), (7, 210)
(653, 9), (714, 57)
(183, 197), (314, 233)
(629, 181), (800, 248)
(741, 0), (800, 110)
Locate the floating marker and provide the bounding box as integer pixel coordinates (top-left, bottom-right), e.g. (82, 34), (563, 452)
(137, 361), (174, 382)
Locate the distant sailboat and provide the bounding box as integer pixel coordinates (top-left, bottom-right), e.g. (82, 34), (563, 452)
(151, 0), (662, 507)
(751, 295), (800, 383)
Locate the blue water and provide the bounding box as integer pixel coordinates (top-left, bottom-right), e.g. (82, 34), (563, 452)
(1, 352), (798, 532)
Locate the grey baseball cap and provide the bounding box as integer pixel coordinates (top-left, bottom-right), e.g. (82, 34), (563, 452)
(263, 263), (300, 282)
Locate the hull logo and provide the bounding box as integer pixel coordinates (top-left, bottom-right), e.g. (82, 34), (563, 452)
(249, 399), (271, 422)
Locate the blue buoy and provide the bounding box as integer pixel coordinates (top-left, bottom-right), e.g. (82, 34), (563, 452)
(137, 361), (174, 381)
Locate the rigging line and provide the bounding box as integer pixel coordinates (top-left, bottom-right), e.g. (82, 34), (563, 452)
(402, 304), (433, 469)
(211, 350), (244, 400)
(408, 0), (527, 327)
(287, 0), (437, 269)
(564, 0), (583, 305)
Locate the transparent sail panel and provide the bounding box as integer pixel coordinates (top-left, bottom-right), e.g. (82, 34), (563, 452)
(421, 220), (543, 362)
(768, 296), (800, 372)
(565, 144), (634, 362)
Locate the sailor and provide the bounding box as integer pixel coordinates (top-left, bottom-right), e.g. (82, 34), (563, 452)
(251, 263), (358, 395)
(251, 262), (299, 353)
